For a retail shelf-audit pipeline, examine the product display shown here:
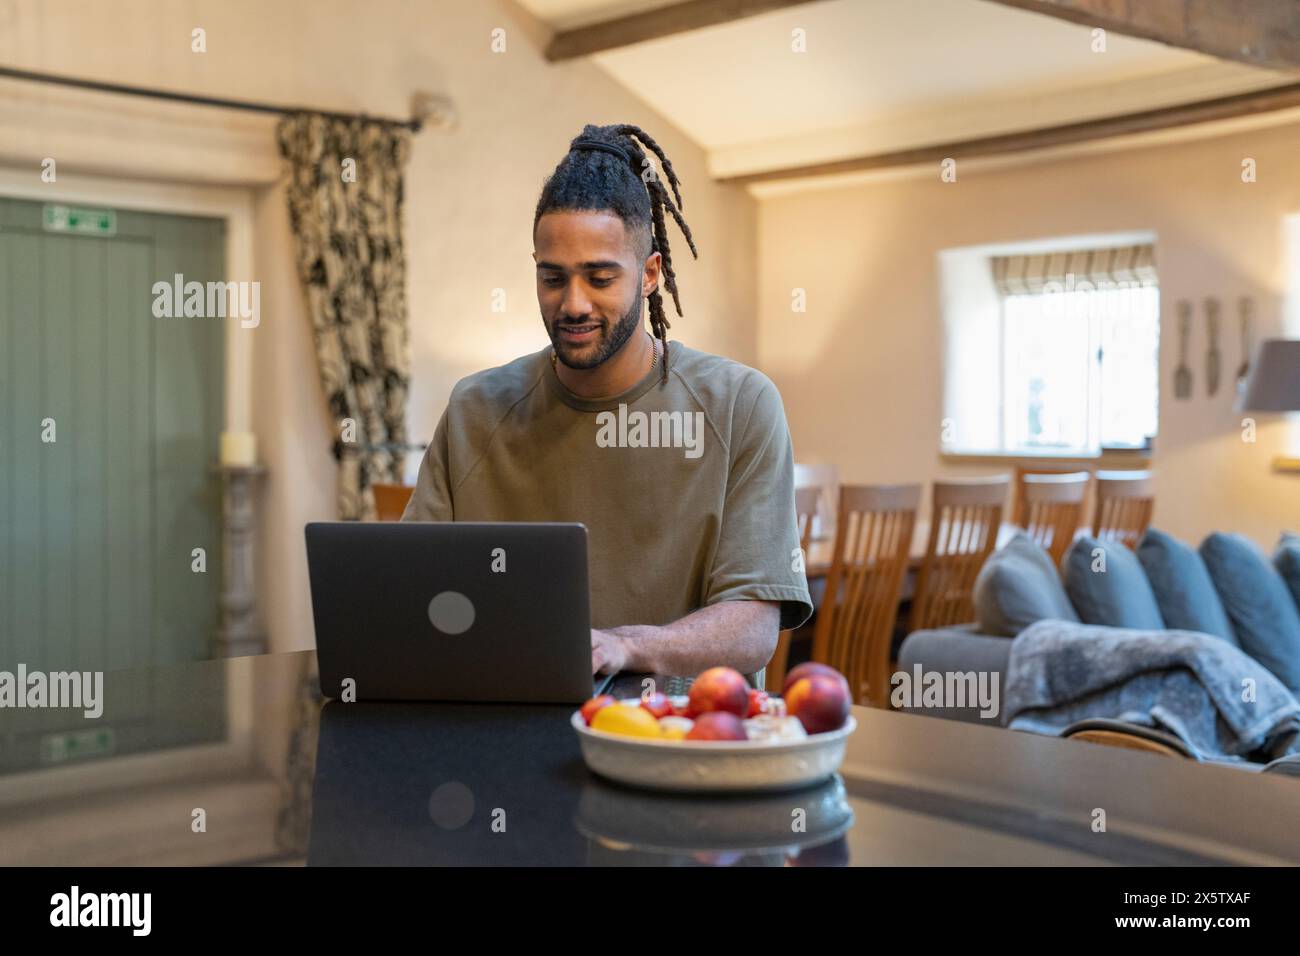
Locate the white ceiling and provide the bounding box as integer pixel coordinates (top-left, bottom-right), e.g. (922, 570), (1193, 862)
(515, 0), (1290, 182)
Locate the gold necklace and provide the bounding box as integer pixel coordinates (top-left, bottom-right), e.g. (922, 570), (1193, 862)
(552, 333), (659, 373)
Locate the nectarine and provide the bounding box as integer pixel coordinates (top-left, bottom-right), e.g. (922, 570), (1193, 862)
(785, 674), (849, 734)
(688, 667), (750, 718)
(782, 662), (849, 699)
(685, 711), (748, 741)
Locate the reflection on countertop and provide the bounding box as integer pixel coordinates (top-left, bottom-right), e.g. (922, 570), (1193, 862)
(0, 652), (854, 867)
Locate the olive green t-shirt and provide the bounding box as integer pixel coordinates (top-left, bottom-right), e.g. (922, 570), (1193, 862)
(401, 340), (814, 661)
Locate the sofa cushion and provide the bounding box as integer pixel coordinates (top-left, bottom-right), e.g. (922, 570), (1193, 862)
(1137, 528), (1238, 646)
(1062, 535), (1165, 629)
(1201, 532), (1300, 694)
(972, 531), (1079, 637)
(1276, 532), (1300, 612)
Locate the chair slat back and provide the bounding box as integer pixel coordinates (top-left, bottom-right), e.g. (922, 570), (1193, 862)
(765, 485), (823, 693)
(1012, 465), (1092, 526)
(908, 476), (1009, 631)
(1020, 471), (1090, 567)
(811, 483), (921, 707)
(1092, 470), (1155, 550)
(373, 483), (415, 522)
(794, 462), (839, 544)
(795, 484), (820, 554)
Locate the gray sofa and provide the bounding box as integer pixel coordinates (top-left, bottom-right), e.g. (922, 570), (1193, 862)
(896, 528), (1300, 773)
(898, 624), (1012, 726)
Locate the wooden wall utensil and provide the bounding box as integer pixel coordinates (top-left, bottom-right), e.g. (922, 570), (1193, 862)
(1236, 296), (1253, 395)
(1204, 296), (1221, 396)
(1174, 300), (1192, 400)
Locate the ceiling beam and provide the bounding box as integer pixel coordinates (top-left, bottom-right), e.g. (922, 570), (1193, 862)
(984, 0), (1300, 72)
(718, 80), (1300, 184)
(544, 0), (819, 61)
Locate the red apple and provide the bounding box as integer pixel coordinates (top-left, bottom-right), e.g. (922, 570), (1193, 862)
(580, 695), (615, 725)
(684, 711), (748, 741)
(672, 700), (695, 718)
(640, 693), (673, 720)
(785, 675), (850, 734)
(782, 662), (849, 699)
(688, 667), (750, 718)
(747, 688), (770, 718)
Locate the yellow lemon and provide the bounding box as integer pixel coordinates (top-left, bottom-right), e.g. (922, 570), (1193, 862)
(591, 703), (662, 739)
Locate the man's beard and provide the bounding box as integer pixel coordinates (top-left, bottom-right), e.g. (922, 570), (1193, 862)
(549, 295), (642, 370)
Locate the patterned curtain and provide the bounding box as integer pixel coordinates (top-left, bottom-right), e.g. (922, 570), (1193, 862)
(277, 111), (412, 520)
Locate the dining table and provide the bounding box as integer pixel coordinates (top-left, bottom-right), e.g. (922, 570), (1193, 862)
(803, 519), (1081, 580)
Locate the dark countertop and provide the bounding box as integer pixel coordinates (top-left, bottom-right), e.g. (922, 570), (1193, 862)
(2, 650), (1297, 866)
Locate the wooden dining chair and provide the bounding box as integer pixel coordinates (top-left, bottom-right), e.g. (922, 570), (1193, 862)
(1012, 465), (1092, 526)
(908, 476), (1010, 632)
(1062, 718), (1191, 758)
(1092, 470), (1155, 550)
(765, 485), (822, 694)
(809, 484), (921, 708)
(372, 483), (415, 521)
(1018, 471), (1090, 568)
(793, 462), (839, 546)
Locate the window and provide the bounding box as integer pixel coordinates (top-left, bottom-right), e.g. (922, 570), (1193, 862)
(1002, 283), (1159, 453)
(940, 238), (1159, 457)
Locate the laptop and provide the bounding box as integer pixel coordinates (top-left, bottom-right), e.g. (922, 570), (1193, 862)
(305, 521), (615, 704)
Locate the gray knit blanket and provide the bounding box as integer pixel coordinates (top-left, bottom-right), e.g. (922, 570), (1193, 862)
(1005, 619), (1300, 764)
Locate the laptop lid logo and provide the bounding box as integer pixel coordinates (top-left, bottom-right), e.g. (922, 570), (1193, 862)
(428, 591), (475, 635)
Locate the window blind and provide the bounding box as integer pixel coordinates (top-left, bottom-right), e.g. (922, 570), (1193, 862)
(991, 243), (1157, 295)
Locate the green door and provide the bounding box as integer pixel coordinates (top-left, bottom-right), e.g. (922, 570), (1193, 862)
(0, 197), (226, 675)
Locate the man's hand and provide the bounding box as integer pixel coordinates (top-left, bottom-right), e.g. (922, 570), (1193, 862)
(591, 628), (630, 675)
(590, 602), (781, 678)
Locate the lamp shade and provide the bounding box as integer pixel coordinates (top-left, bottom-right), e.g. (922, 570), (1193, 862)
(1240, 339), (1300, 412)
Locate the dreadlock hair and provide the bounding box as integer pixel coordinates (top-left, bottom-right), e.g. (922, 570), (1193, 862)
(533, 123), (698, 383)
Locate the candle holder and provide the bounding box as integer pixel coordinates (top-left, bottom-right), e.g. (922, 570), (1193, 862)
(212, 463), (269, 658)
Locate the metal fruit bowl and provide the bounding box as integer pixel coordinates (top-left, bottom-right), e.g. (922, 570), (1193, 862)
(570, 704), (857, 793)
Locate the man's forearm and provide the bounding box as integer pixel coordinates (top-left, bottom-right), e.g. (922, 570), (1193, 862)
(607, 600), (780, 677)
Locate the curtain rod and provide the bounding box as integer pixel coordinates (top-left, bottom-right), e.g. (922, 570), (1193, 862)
(0, 65), (432, 132)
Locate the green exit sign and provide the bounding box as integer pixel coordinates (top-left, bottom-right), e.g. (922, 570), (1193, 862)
(43, 203), (117, 238)
(40, 727), (117, 764)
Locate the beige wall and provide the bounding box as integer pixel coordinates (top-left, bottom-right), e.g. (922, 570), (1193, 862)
(758, 122), (1300, 548)
(1, 0), (757, 654)
(11, 0), (1295, 659)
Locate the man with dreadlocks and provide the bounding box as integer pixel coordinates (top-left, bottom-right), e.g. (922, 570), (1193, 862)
(403, 124), (812, 686)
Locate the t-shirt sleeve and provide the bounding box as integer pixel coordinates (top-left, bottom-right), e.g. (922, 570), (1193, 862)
(401, 409), (454, 521)
(704, 374), (814, 630)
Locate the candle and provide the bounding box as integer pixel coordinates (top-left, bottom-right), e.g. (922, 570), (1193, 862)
(220, 431), (257, 467)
